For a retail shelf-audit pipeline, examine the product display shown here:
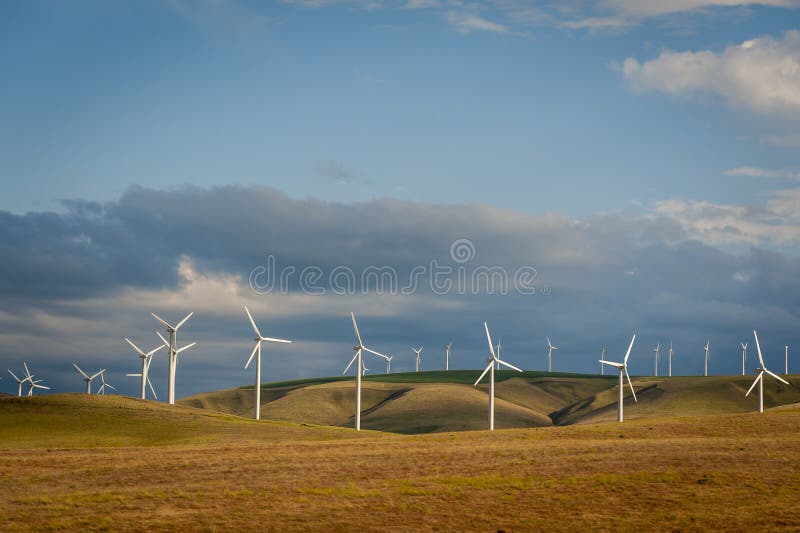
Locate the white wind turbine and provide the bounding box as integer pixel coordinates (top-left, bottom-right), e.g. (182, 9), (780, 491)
(546, 337), (557, 373)
(785, 345), (789, 375)
(23, 363), (50, 397)
(741, 342), (748, 376)
(97, 372), (114, 395)
(362, 360), (369, 376)
(495, 340), (503, 370)
(474, 322), (523, 431)
(152, 311), (195, 405)
(7, 369), (31, 397)
(124, 338), (163, 400)
(243, 306), (291, 421)
(384, 355), (392, 374)
(599, 335), (637, 423)
(600, 345), (605, 376)
(444, 341), (453, 371)
(413, 347), (423, 372)
(703, 340), (710, 377)
(745, 330), (790, 413)
(668, 340), (674, 377)
(343, 312), (390, 431)
(73, 363), (105, 394)
(652, 343), (660, 377)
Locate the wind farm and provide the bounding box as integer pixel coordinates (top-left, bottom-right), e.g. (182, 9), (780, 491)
(3, 1), (800, 530)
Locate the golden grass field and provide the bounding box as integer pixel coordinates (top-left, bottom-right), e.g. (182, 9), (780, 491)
(2, 391), (800, 531)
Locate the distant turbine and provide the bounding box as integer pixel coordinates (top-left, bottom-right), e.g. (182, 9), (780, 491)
(361, 360), (369, 377)
(73, 363), (105, 394)
(7, 369), (31, 397)
(97, 372), (114, 395)
(474, 322), (523, 431)
(600, 346), (605, 376)
(746, 331), (790, 413)
(22, 363), (50, 397)
(343, 313), (389, 431)
(384, 355), (392, 374)
(704, 341), (710, 377)
(444, 341), (453, 371)
(413, 347), (423, 372)
(741, 342), (748, 376)
(599, 335), (637, 422)
(151, 311), (194, 405)
(653, 343), (660, 377)
(546, 337), (558, 373)
(124, 338), (164, 400)
(668, 340), (674, 377)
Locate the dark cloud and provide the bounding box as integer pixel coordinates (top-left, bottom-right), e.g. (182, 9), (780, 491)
(1, 184), (799, 398)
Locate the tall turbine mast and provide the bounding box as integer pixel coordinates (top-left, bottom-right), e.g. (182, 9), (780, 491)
(474, 322), (523, 430)
(152, 312), (194, 405)
(243, 306), (291, 421)
(653, 343), (660, 377)
(704, 341), (710, 377)
(741, 342), (748, 376)
(344, 313), (389, 431)
(599, 335), (637, 422)
(668, 340), (674, 377)
(745, 331), (790, 413)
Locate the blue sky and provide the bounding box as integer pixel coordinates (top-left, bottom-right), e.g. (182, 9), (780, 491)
(1, 1), (799, 397)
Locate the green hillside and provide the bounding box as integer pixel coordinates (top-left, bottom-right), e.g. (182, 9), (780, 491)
(179, 371), (800, 433)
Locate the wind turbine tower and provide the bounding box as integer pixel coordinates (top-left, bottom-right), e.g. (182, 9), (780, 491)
(125, 338), (164, 400)
(745, 331), (790, 413)
(413, 347), (423, 372)
(546, 337), (557, 373)
(343, 313), (389, 431)
(599, 335), (638, 422)
(668, 340), (674, 377)
(243, 306), (291, 421)
(704, 341), (710, 377)
(474, 322), (523, 430)
(152, 312), (195, 405)
(600, 346), (605, 376)
(444, 341), (453, 371)
(741, 342), (747, 376)
(653, 343), (660, 377)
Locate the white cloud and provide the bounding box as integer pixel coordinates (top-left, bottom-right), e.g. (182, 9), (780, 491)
(446, 10), (509, 33)
(605, 0), (798, 18)
(724, 166), (800, 180)
(622, 31), (800, 115)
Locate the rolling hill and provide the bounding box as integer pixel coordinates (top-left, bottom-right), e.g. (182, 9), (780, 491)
(179, 371), (800, 433)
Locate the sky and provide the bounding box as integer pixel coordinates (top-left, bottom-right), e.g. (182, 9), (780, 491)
(1, 0), (799, 398)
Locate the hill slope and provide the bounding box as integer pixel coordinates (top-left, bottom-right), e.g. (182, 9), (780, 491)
(180, 371), (800, 433)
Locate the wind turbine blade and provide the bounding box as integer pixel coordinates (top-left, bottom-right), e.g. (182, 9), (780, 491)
(147, 375), (158, 399)
(175, 312), (194, 330)
(364, 347), (389, 360)
(176, 342), (196, 354)
(146, 344), (165, 357)
(599, 360), (624, 369)
(624, 334), (636, 365)
(484, 322), (496, 358)
(260, 337), (291, 344)
(498, 360), (523, 372)
(764, 368), (790, 385)
(72, 363), (90, 380)
(245, 342), (260, 369)
(23, 362), (32, 379)
(34, 384), (50, 390)
(746, 372), (763, 396)
(473, 361), (494, 386)
(151, 312), (172, 329)
(244, 306), (262, 338)
(624, 368), (637, 402)
(126, 373), (142, 377)
(350, 312), (363, 347)
(156, 331), (170, 348)
(125, 338), (146, 356)
(547, 336), (551, 348)
(7, 370), (21, 382)
(343, 351), (359, 375)
(753, 330), (766, 368)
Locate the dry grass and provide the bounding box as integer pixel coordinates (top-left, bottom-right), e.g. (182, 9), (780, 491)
(1, 395), (800, 531)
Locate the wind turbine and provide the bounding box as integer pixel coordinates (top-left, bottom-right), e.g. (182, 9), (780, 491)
(384, 355), (392, 374)
(124, 338), (164, 400)
(652, 343), (660, 377)
(600, 346), (605, 376)
(546, 337), (557, 373)
(474, 322), (523, 431)
(413, 347), (423, 372)
(73, 363), (105, 394)
(444, 341), (453, 371)
(495, 340), (502, 370)
(599, 335), (637, 422)
(786, 345), (789, 375)
(362, 360), (369, 376)
(23, 363), (49, 397)
(703, 340), (710, 376)
(7, 369), (31, 397)
(745, 330), (790, 413)
(151, 312), (194, 405)
(243, 306), (291, 421)
(97, 372), (114, 395)
(343, 312), (389, 431)
(741, 342), (747, 376)
(668, 340), (674, 377)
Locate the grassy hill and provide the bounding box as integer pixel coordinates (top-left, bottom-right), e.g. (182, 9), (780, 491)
(179, 371), (800, 433)
(0, 394), (365, 449)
